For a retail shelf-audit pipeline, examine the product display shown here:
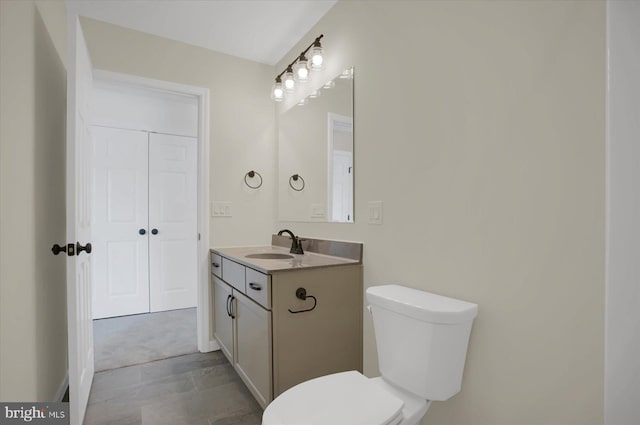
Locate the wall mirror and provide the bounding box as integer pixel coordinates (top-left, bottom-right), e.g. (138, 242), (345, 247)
(278, 67), (354, 222)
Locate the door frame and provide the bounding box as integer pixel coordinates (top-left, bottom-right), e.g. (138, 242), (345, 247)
(92, 70), (215, 352)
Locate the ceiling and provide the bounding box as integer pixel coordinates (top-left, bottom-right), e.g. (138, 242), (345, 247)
(67, 0), (337, 65)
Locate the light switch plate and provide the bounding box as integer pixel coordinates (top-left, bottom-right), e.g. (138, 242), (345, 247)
(368, 201), (383, 225)
(211, 201), (232, 217)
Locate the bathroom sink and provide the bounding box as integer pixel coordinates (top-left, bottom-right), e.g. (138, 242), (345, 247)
(245, 253), (294, 260)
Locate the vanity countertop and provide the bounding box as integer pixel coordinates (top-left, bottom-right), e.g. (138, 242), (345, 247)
(211, 245), (360, 274)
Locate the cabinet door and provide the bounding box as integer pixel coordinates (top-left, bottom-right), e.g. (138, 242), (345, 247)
(234, 291), (272, 408)
(148, 133), (198, 312)
(213, 277), (234, 363)
(92, 126), (149, 319)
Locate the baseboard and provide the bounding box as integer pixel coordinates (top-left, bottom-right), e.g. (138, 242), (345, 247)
(201, 339), (220, 353)
(54, 371), (69, 402)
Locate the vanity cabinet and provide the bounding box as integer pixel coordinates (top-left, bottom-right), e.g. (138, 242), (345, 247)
(212, 260), (274, 408)
(234, 290), (272, 407)
(212, 276), (234, 361)
(210, 243), (362, 409)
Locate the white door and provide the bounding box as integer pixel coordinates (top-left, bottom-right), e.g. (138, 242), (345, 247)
(92, 127), (149, 319)
(66, 14), (94, 425)
(331, 151), (353, 222)
(149, 133), (198, 312)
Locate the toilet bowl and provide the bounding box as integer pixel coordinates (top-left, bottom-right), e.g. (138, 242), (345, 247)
(262, 285), (478, 425)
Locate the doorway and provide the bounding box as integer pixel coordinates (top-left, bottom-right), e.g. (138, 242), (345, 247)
(89, 71), (214, 372)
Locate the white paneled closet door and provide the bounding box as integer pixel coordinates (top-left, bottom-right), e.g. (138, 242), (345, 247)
(92, 129), (197, 319)
(148, 133), (198, 312)
(92, 127), (150, 319)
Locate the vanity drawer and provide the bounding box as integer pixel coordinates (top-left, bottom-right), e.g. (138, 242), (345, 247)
(211, 253), (222, 278)
(222, 257), (245, 292)
(246, 268), (271, 309)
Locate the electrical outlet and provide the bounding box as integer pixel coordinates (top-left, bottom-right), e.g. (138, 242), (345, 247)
(311, 204), (326, 218)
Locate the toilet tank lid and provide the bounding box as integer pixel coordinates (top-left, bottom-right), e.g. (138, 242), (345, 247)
(366, 285), (478, 324)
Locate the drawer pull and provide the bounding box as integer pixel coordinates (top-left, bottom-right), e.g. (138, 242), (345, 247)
(248, 282), (262, 291)
(212, 262), (220, 268)
(226, 295), (236, 319)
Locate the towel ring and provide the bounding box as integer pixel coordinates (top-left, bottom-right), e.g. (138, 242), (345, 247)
(244, 170), (263, 189)
(289, 174), (305, 191)
(288, 287), (317, 314)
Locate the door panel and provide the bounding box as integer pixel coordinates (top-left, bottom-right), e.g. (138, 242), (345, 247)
(213, 277), (234, 362)
(92, 126), (149, 319)
(149, 133), (198, 312)
(235, 290), (272, 408)
(66, 14), (94, 425)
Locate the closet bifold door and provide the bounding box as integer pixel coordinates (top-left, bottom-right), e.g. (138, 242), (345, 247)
(148, 133), (198, 312)
(92, 126), (150, 319)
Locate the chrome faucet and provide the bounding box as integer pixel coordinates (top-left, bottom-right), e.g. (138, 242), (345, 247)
(277, 229), (304, 254)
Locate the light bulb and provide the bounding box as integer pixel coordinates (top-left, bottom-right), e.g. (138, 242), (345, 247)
(310, 43), (324, 70)
(283, 68), (295, 92)
(271, 79), (284, 102)
(294, 55), (309, 82)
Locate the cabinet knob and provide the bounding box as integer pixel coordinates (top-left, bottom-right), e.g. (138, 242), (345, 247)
(151, 228), (159, 235)
(139, 229), (146, 235)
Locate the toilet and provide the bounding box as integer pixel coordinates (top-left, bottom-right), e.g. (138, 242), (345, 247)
(262, 284), (478, 425)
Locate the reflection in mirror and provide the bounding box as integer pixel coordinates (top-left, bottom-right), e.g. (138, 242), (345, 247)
(278, 68), (354, 222)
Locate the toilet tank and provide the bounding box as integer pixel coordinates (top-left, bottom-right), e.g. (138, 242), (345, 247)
(366, 285), (478, 401)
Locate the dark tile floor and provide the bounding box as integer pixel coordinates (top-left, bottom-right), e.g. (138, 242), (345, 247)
(84, 351), (263, 425)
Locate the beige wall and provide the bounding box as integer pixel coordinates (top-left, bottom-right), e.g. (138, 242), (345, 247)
(79, 17), (276, 248)
(0, 0), (68, 401)
(276, 1), (605, 424)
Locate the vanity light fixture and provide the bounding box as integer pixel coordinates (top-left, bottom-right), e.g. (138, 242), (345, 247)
(310, 38), (324, 70)
(283, 66), (295, 93)
(271, 76), (284, 102)
(271, 34), (324, 101)
(294, 53), (310, 81)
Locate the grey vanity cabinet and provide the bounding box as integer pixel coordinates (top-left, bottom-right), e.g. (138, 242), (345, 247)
(234, 290), (272, 407)
(212, 261), (273, 408)
(211, 249), (362, 409)
(212, 276), (234, 361)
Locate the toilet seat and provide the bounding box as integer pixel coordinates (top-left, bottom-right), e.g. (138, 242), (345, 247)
(262, 371), (404, 425)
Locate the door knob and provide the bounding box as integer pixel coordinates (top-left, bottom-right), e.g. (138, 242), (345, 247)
(76, 242), (92, 255)
(139, 229), (146, 235)
(151, 228), (158, 235)
(51, 244), (67, 255)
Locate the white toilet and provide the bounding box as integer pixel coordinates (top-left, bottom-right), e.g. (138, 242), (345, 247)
(262, 284), (478, 425)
